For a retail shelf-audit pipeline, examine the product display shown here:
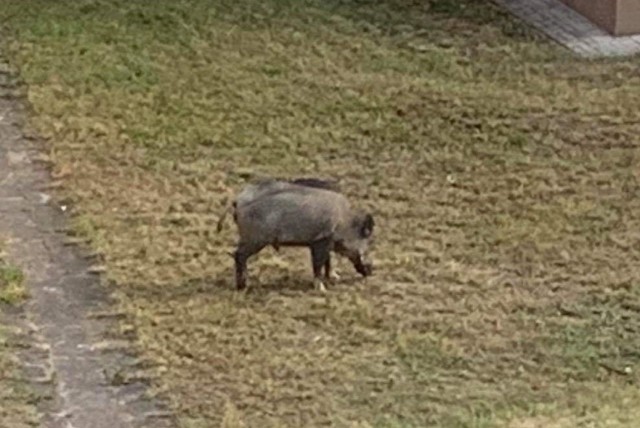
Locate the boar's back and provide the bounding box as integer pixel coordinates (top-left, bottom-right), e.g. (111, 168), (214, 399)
(287, 177), (341, 192)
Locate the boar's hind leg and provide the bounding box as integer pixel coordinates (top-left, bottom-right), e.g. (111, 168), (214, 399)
(234, 242), (266, 290)
(310, 238), (332, 291)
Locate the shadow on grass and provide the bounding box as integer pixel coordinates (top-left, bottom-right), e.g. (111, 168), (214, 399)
(170, 267), (369, 300)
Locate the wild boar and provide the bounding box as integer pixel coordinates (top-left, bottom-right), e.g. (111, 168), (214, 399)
(217, 178), (374, 291)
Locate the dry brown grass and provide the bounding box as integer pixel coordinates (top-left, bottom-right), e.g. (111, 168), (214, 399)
(2, 0), (640, 426)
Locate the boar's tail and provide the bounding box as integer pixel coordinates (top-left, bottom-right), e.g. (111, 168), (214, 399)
(216, 201), (236, 233)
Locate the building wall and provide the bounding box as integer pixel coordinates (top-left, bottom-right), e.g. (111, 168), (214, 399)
(559, 0), (640, 35)
(616, 0), (640, 35)
(559, 0), (617, 34)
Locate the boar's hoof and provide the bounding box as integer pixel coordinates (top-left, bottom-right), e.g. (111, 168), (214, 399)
(359, 263), (373, 277)
(327, 270), (341, 283)
(313, 278), (327, 293)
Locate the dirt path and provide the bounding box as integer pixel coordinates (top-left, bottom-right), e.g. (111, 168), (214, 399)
(0, 58), (176, 427)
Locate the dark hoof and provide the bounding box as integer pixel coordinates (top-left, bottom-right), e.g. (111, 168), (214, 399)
(362, 263), (373, 276)
(355, 262), (373, 277)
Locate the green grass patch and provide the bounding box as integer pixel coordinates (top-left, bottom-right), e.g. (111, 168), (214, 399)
(0, 242), (27, 305)
(2, 0), (640, 426)
(0, 242), (38, 427)
(0, 262), (28, 305)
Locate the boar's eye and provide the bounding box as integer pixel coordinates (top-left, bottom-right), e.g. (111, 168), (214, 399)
(360, 213), (374, 238)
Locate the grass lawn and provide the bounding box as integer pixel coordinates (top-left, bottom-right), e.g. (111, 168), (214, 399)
(2, 0), (640, 426)
(0, 240), (38, 428)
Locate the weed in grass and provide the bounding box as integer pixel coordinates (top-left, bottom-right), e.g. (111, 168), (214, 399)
(0, 254), (27, 305)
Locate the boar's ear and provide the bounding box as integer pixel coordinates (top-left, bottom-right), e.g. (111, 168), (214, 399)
(360, 213), (374, 238)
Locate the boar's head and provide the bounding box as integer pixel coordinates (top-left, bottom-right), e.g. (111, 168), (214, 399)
(334, 212), (375, 277)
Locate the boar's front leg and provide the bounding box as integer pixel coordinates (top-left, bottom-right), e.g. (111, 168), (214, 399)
(234, 241), (266, 290)
(323, 256), (340, 283)
(310, 238), (332, 292)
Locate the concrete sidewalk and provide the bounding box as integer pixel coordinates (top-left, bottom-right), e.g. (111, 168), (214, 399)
(495, 0), (640, 58)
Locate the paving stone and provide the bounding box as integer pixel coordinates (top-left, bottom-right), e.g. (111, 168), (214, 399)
(495, 0), (640, 58)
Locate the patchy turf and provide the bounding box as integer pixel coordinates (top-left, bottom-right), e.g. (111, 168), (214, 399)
(0, 241), (38, 428)
(0, 325), (38, 428)
(2, 0), (640, 426)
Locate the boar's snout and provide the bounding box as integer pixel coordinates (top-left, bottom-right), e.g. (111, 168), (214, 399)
(354, 258), (373, 277)
(336, 244), (373, 277)
(336, 212), (375, 277)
